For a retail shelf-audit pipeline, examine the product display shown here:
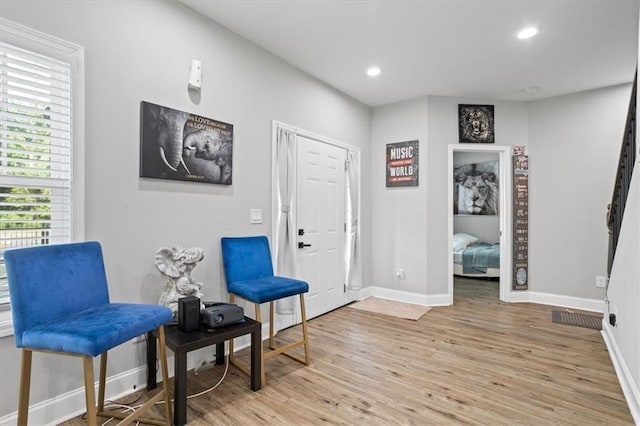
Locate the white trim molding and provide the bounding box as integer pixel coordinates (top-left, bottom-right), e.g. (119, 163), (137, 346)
(509, 291), (604, 313)
(355, 287), (603, 312)
(602, 323), (640, 423)
(447, 144), (513, 305)
(352, 286), (449, 307)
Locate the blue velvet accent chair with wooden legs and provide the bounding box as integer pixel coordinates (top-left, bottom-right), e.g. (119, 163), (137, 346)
(4, 241), (173, 426)
(221, 236), (310, 385)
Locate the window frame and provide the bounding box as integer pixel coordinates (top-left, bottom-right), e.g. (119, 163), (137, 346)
(0, 19), (84, 337)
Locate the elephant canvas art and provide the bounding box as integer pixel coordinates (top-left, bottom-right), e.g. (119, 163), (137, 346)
(140, 101), (234, 184)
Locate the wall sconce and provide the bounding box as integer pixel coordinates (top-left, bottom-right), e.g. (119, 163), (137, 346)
(188, 59), (202, 91)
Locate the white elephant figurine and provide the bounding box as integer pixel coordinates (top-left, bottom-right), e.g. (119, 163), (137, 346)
(155, 246), (205, 318)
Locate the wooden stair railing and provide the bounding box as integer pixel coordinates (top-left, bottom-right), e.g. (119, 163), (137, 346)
(607, 72), (637, 276)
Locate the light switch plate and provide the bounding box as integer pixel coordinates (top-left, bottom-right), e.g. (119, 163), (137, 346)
(250, 209), (262, 224)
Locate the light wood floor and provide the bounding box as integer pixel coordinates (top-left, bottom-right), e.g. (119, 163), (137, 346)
(62, 277), (633, 425)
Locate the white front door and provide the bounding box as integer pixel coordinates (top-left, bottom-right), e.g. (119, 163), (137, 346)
(296, 136), (346, 320)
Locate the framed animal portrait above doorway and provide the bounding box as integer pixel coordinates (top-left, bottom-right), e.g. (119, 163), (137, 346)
(458, 104), (495, 144)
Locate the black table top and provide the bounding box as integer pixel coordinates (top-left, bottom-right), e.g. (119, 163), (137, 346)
(162, 317), (260, 352)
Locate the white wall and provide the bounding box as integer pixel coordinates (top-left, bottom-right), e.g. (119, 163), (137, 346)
(369, 96), (527, 296)
(370, 98), (428, 294)
(426, 97), (528, 294)
(0, 0), (371, 419)
(453, 152), (500, 244)
(527, 84), (632, 299)
(604, 164), (640, 421)
(602, 15), (640, 416)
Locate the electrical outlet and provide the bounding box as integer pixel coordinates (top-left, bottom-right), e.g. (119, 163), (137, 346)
(595, 276), (608, 288)
(396, 269), (405, 279)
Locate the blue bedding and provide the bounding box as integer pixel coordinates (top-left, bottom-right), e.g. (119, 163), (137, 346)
(462, 243), (500, 274)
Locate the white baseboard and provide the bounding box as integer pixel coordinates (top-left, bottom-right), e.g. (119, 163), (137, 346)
(355, 286), (449, 307)
(0, 339), (252, 426)
(602, 322), (640, 424)
(355, 287), (604, 312)
(509, 291), (604, 313)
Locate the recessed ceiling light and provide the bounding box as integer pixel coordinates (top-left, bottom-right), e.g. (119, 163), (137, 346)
(366, 66), (381, 77)
(517, 26), (539, 40)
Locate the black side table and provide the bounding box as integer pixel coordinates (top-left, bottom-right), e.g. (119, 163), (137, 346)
(147, 317), (262, 426)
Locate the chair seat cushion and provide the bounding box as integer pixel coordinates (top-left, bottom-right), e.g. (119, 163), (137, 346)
(20, 303), (172, 357)
(228, 276), (309, 304)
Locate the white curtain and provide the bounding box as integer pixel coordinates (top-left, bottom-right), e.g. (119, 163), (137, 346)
(345, 149), (361, 289)
(274, 127), (297, 313)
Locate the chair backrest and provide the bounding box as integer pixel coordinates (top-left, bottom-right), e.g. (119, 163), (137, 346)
(4, 241), (110, 347)
(221, 236), (274, 286)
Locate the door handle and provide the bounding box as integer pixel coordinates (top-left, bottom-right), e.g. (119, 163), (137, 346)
(298, 242), (311, 249)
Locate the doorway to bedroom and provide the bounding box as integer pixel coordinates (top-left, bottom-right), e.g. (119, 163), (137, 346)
(447, 145), (512, 304)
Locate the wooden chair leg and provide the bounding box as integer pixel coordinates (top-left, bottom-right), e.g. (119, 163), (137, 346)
(157, 326), (173, 425)
(254, 303), (266, 386)
(97, 352), (107, 412)
(83, 356), (98, 426)
(269, 301), (275, 349)
(17, 349), (32, 426)
(299, 294), (310, 365)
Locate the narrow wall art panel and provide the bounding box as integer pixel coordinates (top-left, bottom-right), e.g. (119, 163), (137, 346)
(512, 145), (529, 290)
(458, 104), (495, 143)
(140, 101), (233, 185)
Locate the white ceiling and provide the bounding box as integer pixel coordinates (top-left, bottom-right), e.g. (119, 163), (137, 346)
(179, 0), (639, 107)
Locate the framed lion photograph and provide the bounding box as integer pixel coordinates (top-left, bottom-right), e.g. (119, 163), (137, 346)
(453, 160), (499, 215)
(458, 104), (495, 143)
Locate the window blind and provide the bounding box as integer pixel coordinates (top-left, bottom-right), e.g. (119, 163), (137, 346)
(0, 42), (72, 305)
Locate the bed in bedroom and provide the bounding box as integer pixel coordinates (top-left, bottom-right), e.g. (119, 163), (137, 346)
(453, 233), (500, 278)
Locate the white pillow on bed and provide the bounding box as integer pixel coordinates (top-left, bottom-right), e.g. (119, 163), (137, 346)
(452, 233), (479, 251)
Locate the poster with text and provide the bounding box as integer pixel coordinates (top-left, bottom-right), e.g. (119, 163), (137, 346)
(140, 101), (233, 185)
(512, 154), (529, 290)
(386, 140), (419, 187)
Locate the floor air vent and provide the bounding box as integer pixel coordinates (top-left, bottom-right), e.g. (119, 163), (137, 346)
(551, 310), (603, 330)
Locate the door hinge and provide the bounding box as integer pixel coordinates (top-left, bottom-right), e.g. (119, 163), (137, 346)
(344, 223), (347, 232)
(344, 283), (347, 293)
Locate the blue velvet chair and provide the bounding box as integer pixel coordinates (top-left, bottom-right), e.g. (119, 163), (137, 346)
(221, 236), (310, 385)
(4, 241), (173, 426)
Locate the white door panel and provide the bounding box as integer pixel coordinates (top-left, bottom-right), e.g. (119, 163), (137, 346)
(296, 136), (346, 320)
